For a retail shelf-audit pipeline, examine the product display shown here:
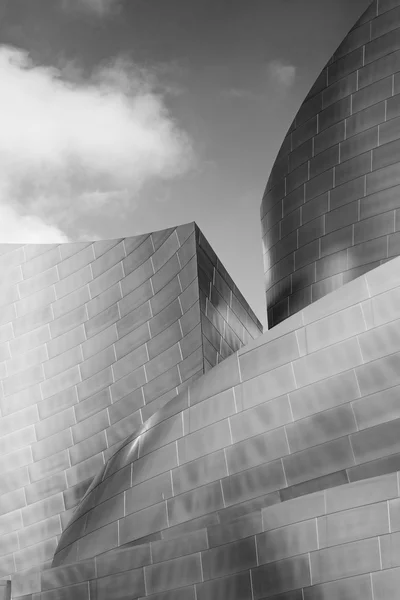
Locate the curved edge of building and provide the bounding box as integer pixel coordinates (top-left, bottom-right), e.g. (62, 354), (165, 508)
(261, 0), (400, 328)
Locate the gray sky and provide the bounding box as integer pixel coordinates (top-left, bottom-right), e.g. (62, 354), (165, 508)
(0, 0), (371, 324)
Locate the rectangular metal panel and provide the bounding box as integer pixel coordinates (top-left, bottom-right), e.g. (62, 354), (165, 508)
(91, 568), (145, 600)
(119, 501), (168, 546)
(318, 501), (389, 547)
(303, 574), (373, 600)
(305, 304), (366, 353)
(257, 519), (318, 565)
(351, 417), (400, 464)
(262, 492), (325, 531)
(365, 27), (400, 63)
(310, 537), (381, 585)
(252, 554), (311, 599)
(167, 480), (224, 527)
(282, 437), (355, 486)
(286, 404), (357, 454)
(208, 511), (262, 548)
(372, 567), (400, 600)
(226, 427), (289, 475)
(96, 545), (150, 579)
(298, 216), (325, 247)
(172, 450), (227, 496)
(144, 553), (202, 595)
(293, 337), (363, 388)
(202, 537), (257, 580)
(196, 571), (252, 600)
(314, 121), (346, 155)
(326, 472), (398, 513)
(230, 392), (292, 441)
(356, 351), (400, 395)
(151, 529), (207, 564)
(222, 459), (286, 507)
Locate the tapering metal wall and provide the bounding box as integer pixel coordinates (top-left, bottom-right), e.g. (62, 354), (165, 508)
(262, 0), (400, 328)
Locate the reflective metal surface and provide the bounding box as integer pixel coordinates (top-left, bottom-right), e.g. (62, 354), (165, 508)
(262, 0), (400, 328)
(0, 223), (262, 589)
(7, 1), (400, 598)
(43, 255), (400, 599)
(9, 472), (400, 599)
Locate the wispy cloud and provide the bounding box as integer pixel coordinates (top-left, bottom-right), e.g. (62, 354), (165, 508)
(267, 59), (296, 88)
(219, 59), (297, 101)
(0, 46), (194, 240)
(221, 87), (254, 100)
(61, 0), (122, 17)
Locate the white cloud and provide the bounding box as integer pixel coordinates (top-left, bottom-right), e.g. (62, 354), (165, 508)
(0, 205), (69, 243)
(61, 0), (122, 16)
(267, 59), (296, 88)
(0, 46), (193, 240)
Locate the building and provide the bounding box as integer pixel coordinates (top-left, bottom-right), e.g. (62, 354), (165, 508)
(3, 0), (400, 598)
(262, 0), (400, 328)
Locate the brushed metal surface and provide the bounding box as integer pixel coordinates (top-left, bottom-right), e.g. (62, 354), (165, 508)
(0, 223), (262, 583)
(10, 2), (400, 599)
(262, 1), (400, 327)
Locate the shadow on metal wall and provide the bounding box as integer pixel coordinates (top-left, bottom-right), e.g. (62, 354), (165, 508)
(0, 581), (11, 600)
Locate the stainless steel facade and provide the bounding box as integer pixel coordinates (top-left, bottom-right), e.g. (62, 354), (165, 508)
(262, 0), (400, 328)
(4, 0), (400, 598)
(0, 223), (262, 588)
(51, 254), (400, 576)
(9, 249), (400, 599)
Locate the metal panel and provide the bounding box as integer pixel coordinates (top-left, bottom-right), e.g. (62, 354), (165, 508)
(251, 554), (311, 599)
(317, 501), (389, 547)
(144, 553), (202, 595)
(282, 437), (355, 486)
(0, 224), (262, 580)
(310, 538), (381, 585)
(303, 574), (373, 600)
(196, 571), (252, 600)
(257, 519), (318, 565)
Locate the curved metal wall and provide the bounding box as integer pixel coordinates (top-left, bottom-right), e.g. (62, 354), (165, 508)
(18, 253), (400, 599)
(53, 255), (400, 569)
(262, 0), (400, 328)
(0, 223), (262, 581)
(20, 471), (400, 599)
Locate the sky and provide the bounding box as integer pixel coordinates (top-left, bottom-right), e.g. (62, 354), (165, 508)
(0, 0), (371, 325)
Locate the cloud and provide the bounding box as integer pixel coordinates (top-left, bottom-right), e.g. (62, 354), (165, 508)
(267, 59), (296, 88)
(0, 46), (194, 239)
(61, 0), (122, 17)
(221, 87), (254, 100)
(0, 205), (69, 243)
(219, 60), (297, 101)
